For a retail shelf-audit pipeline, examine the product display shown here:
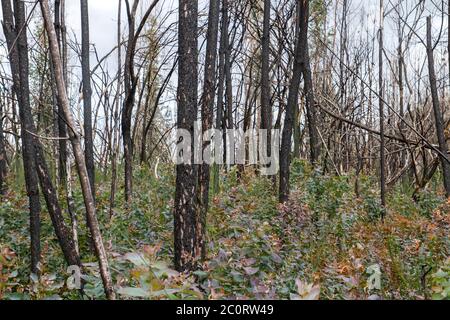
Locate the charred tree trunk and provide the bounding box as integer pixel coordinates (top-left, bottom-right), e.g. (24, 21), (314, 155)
(54, 0), (68, 188)
(40, 0), (115, 299)
(122, 0), (138, 206)
(109, 0), (122, 218)
(224, 0), (233, 155)
(174, 0), (200, 272)
(302, 14), (320, 165)
(2, 0), (41, 275)
(212, 0), (227, 194)
(80, 0), (95, 201)
(378, 0), (386, 212)
(198, 0), (220, 260)
(279, 0), (309, 203)
(0, 99), (7, 196)
(260, 0), (272, 171)
(426, 16), (450, 197)
(3, 0), (82, 273)
(122, 0), (160, 205)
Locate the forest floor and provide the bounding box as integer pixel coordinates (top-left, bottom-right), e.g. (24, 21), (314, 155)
(0, 160), (449, 300)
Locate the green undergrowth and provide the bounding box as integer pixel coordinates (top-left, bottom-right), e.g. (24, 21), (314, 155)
(0, 160), (449, 300)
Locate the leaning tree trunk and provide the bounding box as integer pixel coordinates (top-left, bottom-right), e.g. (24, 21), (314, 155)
(174, 0), (200, 272)
(426, 16), (450, 198)
(40, 0), (115, 299)
(198, 0), (220, 261)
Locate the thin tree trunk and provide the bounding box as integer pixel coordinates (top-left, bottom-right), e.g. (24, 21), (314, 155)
(0, 99), (7, 195)
(279, 0), (309, 203)
(198, 0), (220, 261)
(110, 0), (122, 218)
(379, 0), (386, 212)
(426, 16), (450, 197)
(80, 0), (95, 201)
(212, 0), (227, 194)
(224, 0), (233, 145)
(122, 0), (160, 205)
(303, 48), (320, 164)
(54, 0), (68, 188)
(397, 18), (406, 168)
(260, 0), (272, 170)
(40, 0), (115, 299)
(122, 0), (138, 206)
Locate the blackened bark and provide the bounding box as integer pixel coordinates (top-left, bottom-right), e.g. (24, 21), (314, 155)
(426, 16), (450, 197)
(122, 0), (137, 206)
(140, 59), (177, 164)
(303, 48), (320, 164)
(223, 0), (233, 135)
(279, 0), (309, 203)
(3, 0), (81, 272)
(122, 0), (160, 205)
(80, 0), (95, 201)
(379, 0), (386, 210)
(40, 0), (115, 299)
(0, 100), (7, 195)
(12, 0), (43, 274)
(54, 0), (68, 187)
(212, 1), (227, 194)
(109, 0), (122, 218)
(260, 0), (272, 170)
(198, 0), (220, 260)
(2, 0), (41, 274)
(174, 0), (199, 272)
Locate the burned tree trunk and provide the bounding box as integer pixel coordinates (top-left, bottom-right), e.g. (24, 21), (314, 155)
(2, 0), (41, 275)
(54, 0), (68, 187)
(0, 98), (7, 196)
(223, 0), (233, 156)
(378, 0), (386, 212)
(109, 0), (122, 217)
(198, 0), (220, 260)
(80, 0), (95, 201)
(303, 48), (320, 164)
(122, 0), (138, 206)
(122, 0), (160, 205)
(260, 0), (272, 170)
(279, 0), (309, 203)
(174, 0), (200, 272)
(426, 16), (450, 197)
(40, 0), (115, 299)
(2, 0), (82, 273)
(212, 0), (227, 194)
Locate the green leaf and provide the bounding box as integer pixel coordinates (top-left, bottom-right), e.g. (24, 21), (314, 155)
(117, 287), (149, 298)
